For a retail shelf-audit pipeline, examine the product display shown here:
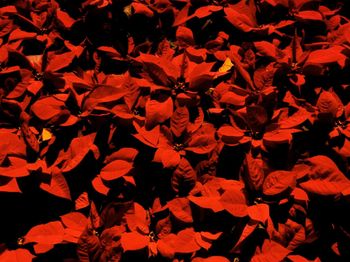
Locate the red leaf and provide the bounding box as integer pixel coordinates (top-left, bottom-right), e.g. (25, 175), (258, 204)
(0, 248), (35, 262)
(83, 85), (128, 114)
(193, 6), (223, 19)
(200, 231), (222, 241)
(62, 133), (97, 172)
(133, 123), (160, 148)
(186, 131), (217, 154)
(173, 228), (201, 254)
(92, 175), (110, 196)
(145, 97), (173, 130)
(229, 50), (256, 90)
(0, 132), (26, 158)
(0, 45), (8, 63)
(217, 125), (245, 145)
(20, 122), (39, 153)
(97, 46), (123, 60)
(153, 148), (181, 169)
(279, 108), (311, 129)
(188, 196), (224, 212)
(168, 198), (193, 224)
(224, 7), (255, 32)
(294, 11), (323, 21)
(31, 96), (66, 121)
(100, 160), (133, 181)
(263, 129), (294, 149)
(251, 240), (291, 262)
(192, 256), (229, 262)
(300, 155), (350, 195)
(263, 170), (296, 196)
(230, 221), (258, 253)
(220, 91), (247, 107)
(75, 192), (90, 210)
(287, 255), (313, 262)
(0, 177), (21, 193)
(173, 4), (191, 26)
(171, 158), (197, 194)
(220, 188), (248, 217)
(60, 212), (88, 231)
(176, 26), (195, 46)
(171, 106), (190, 137)
(316, 90), (343, 118)
(125, 203), (149, 233)
(46, 51), (76, 72)
(243, 153), (265, 191)
(194, 232), (212, 250)
(56, 9), (76, 29)
(246, 105), (268, 131)
(8, 28), (36, 42)
(120, 232), (149, 251)
(136, 53), (179, 86)
(77, 227), (100, 261)
(157, 235), (176, 259)
(40, 169), (71, 200)
(248, 204), (270, 223)
(187, 108), (205, 134)
(189, 63), (215, 91)
(0, 157), (29, 178)
(105, 148), (139, 163)
(131, 2), (154, 17)
(306, 46), (347, 68)
(25, 221), (65, 245)
(254, 41), (279, 59)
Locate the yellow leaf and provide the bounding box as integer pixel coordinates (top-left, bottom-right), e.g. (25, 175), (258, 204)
(218, 57), (234, 73)
(42, 128), (52, 142)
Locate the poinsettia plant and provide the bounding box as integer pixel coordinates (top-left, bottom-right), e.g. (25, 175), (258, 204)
(1, 0), (350, 261)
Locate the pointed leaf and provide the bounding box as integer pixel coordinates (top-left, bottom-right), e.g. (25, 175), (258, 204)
(171, 106), (189, 137)
(25, 221), (65, 245)
(100, 160), (133, 181)
(121, 232), (149, 251)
